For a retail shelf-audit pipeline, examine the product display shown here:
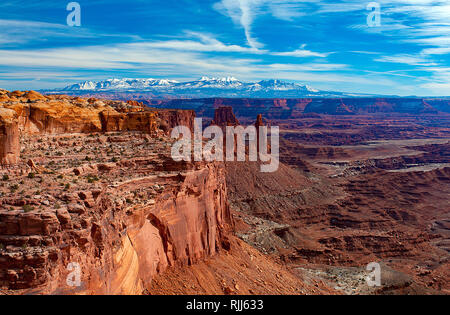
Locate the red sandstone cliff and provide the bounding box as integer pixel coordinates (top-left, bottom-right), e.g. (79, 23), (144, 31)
(0, 91), (195, 165)
(0, 159), (232, 294)
(211, 106), (240, 127)
(0, 92), (232, 294)
(0, 108), (20, 165)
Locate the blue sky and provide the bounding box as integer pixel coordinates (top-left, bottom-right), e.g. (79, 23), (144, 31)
(0, 0), (450, 95)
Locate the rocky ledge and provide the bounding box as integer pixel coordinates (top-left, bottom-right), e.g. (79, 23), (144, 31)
(0, 90), (195, 166)
(0, 91), (231, 294)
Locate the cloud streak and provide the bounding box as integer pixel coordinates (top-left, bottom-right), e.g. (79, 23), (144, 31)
(0, 0), (449, 95)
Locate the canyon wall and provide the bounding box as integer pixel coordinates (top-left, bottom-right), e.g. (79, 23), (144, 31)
(155, 98), (450, 119)
(211, 106), (240, 126)
(0, 162), (232, 294)
(0, 91), (195, 165)
(0, 91), (232, 295)
(156, 109), (196, 132)
(0, 108), (20, 165)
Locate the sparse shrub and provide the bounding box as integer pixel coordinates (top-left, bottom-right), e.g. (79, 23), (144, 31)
(10, 184), (19, 192)
(87, 175), (99, 183)
(111, 157), (118, 163)
(2, 175), (9, 181)
(22, 205), (34, 212)
(27, 172), (35, 179)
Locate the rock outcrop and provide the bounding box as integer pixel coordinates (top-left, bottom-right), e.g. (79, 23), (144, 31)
(156, 109), (196, 132)
(0, 91), (230, 294)
(0, 91), (199, 136)
(0, 88), (236, 294)
(0, 131), (232, 294)
(0, 91), (196, 166)
(255, 114), (264, 129)
(0, 108), (20, 165)
(99, 109), (158, 134)
(211, 106), (240, 127)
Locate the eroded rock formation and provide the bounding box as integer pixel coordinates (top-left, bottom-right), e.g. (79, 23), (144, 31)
(0, 90), (236, 294)
(211, 106), (240, 127)
(156, 97), (450, 119)
(0, 128), (232, 295)
(0, 108), (20, 165)
(0, 91), (195, 165)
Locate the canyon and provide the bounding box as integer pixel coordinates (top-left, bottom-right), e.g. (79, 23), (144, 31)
(151, 97), (450, 118)
(0, 90), (448, 295)
(0, 90), (330, 295)
(0, 90), (231, 294)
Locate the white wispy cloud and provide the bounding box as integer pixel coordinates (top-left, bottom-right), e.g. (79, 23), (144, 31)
(0, 38), (367, 89)
(214, 0), (264, 49)
(274, 44), (332, 58)
(0, 41), (339, 75)
(375, 54), (437, 67)
(0, 18), (141, 46)
(213, 0), (317, 49)
(140, 31), (263, 53)
(1, 1), (449, 95)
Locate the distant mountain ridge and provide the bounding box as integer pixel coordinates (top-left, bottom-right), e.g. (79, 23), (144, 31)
(55, 77), (375, 98)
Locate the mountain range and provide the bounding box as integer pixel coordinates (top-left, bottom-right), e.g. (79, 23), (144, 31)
(54, 77), (376, 98)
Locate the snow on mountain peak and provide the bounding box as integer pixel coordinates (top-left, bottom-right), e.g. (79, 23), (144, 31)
(59, 77), (335, 97)
(199, 76), (239, 82)
(304, 85), (319, 93)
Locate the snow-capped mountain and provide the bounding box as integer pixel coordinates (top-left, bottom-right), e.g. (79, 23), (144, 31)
(181, 77), (244, 89)
(56, 77), (356, 98)
(63, 78), (179, 91)
(251, 80), (319, 93)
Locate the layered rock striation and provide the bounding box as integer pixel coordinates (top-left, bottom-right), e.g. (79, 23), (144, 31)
(211, 106), (240, 127)
(0, 108), (20, 165)
(0, 90), (232, 294)
(0, 130), (232, 295)
(0, 90), (195, 165)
